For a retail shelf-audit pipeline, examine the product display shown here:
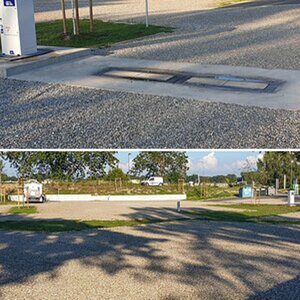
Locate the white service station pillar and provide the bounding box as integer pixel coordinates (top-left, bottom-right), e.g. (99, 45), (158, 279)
(0, 0), (37, 56)
(288, 190), (295, 206)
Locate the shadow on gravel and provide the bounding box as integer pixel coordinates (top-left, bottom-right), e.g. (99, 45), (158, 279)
(111, 4), (300, 70)
(247, 275), (300, 300)
(0, 211), (300, 298)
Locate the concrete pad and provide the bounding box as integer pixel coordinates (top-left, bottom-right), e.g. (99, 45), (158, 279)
(0, 46), (91, 78)
(10, 56), (300, 110)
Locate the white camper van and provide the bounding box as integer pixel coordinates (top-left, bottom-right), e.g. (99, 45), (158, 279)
(24, 180), (46, 203)
(141, 177), (164, 186)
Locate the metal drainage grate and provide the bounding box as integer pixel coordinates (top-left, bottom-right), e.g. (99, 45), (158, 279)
(95, 67), (283, 93)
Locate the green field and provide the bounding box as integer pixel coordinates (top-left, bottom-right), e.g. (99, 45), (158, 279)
(36, 19), (172, 48)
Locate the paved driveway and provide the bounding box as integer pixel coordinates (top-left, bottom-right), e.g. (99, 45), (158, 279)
(1, 220), (300, 299)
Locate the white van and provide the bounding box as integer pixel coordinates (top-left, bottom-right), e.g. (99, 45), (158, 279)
(141, 177), (164, 186)
(24, 180), (46, 203)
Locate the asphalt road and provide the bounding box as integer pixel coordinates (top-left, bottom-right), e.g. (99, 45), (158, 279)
(1, 220), (300, 299)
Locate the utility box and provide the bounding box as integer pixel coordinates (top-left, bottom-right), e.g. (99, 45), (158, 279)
(0, 0), (37, 56)
(239, 186), (253, 198)
(288, 190), (295, 207)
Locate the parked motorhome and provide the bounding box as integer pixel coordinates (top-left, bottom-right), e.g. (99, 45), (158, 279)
(24, 180), (46, 203)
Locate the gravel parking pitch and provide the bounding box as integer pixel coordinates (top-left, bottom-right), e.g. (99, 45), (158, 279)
(0, 220), (300, 299)
(108, 4), (300, 71)
(34, 1), (300, 70)
(1, 78), (300, 149)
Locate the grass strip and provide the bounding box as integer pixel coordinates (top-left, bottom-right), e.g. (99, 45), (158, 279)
(0, 218), (189, 232)
(36, 19), (172, 48)
(184, 204), (300, 224)
(8, 206), (38, 215)
(219, 0), (254, 7)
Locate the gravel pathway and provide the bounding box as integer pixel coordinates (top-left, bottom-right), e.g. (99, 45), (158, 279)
(1, 220), (300, 299)
(1, 78), (300, 149)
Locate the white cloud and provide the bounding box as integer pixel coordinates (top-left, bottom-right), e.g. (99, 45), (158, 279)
(224, 153), (264, 173)
(188, 152), (218, 174)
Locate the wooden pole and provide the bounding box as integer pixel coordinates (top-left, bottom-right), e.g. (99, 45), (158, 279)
(89, 0), (94, 32)
(74, 0), (80, 35)
(61, 0), (67, 35)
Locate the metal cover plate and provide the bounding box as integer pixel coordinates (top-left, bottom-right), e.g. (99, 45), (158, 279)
(104, 69), (174, 81)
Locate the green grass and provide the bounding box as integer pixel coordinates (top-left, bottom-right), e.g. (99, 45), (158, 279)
(0, 218), (186, 232)
(219, 0), (253, 7)
(36, 19), (172, 48)
(186, 186), (239, 201)
(8, 206), (38, 215)
(185, 204), (300, 224)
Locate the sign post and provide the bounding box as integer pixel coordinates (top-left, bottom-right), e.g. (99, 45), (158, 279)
(145, 0), (149, 27)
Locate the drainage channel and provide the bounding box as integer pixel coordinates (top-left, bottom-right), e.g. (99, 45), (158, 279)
(95, 67), (283, 93)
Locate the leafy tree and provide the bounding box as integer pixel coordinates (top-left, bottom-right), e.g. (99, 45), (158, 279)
(131, 152), (188, 182)
(255, 152), (300, 187)
(0, 152), (118, 181)
(106, 168), (128, 181)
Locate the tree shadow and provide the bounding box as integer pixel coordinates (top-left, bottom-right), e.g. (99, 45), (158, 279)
(105, 4), (300, 70)
(247, 275), (300, 299)
(1, 209), (300, 298)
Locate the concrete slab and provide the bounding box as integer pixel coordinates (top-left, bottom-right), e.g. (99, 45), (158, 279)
(10, 56), (300, 110)
(0, 46), (91, 78)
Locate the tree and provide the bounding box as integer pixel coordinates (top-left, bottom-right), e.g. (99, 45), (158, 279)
(131, 152), (189, 182)
(106, 168), (128, 181)
(0, 152), (119, 181)
(255, 152), (300, 187)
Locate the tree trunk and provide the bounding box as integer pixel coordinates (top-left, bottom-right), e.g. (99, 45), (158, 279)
(61, 0), (67, 35)
(74, 0), (80, 35)
(89, 0), (94, 32)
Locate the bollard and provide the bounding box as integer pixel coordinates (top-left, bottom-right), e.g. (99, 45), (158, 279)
(177, 200), (181, 213)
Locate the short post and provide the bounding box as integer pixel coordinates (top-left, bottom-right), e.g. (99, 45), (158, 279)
(177, 200), (181, 213)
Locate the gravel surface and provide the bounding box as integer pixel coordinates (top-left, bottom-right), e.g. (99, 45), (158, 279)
(0, 201), (247, 221)
(34, 0), (300, 70)
(0, 220), (300, 299)
(108, 4), (300, 70)
(1, 78), (300, 149)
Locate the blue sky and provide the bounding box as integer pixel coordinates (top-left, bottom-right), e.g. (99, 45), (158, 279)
(117, 150), (263, 176)
(2, 151), (263, 177)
